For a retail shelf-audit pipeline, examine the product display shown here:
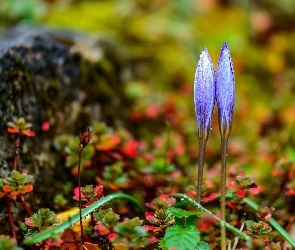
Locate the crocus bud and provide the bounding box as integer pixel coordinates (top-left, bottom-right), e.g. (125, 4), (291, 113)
(194, 48), (215, 142)
(215, 42), (235, 138)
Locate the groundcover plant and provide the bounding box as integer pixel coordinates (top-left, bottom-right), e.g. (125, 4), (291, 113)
(1, 43), (295, 250)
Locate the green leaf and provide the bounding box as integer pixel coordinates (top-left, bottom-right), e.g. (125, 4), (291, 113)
(195, 241), (212, 250)
(168, 207), (202, 227)
(168, 207), (203, 218)
(287, 147), (295, 161)
(163, 225), (200, 250)
(158, 238), (168, 250)
(0, 235), (23, 250)
(23, 193), (144, 245)
(114, 217), (146, 238)
(171, 193), (251, 241)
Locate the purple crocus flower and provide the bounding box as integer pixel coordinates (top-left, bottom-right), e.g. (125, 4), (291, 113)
(215, 42), (235, 138)
(194, 48), (215, 142)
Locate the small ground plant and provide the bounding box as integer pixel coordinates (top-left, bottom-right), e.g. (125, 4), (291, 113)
(1, 43), (295, 250)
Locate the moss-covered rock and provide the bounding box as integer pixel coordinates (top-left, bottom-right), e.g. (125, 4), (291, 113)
(0, 25), (134, 235)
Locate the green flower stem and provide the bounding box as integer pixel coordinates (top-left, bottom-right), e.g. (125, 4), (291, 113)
(171, 193), (250, 241)
(225, 193), (295, 248)
(197, 139), (206, 203)
(220, 137), (228, 250)
(24, 193), (144, 245)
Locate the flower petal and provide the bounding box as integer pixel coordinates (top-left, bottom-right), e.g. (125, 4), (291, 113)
(215, 42), (235, 138)
(194, 47), (215, 141)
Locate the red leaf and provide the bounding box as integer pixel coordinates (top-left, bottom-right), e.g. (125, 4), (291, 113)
(145, 212), (157, 222)
(22, 130), (35, 137)
(250, 187), (259, 195)
(94, 225), (110, 235)
(23, 184), (33, 193)
(3, 186), (14, 192)
(108, 233), (119, 241)
(73, 187), (85, 201)
(159, 194), (169, 200)
(144, 225), (161, 232)
(120, 140), (138, 158)
(198, 220), (211, 231)
(7, 128), (19, 134)
(145, 105), (160, 119)
(187, 190), (196, 199)
(149, 236), (158, 243)
(96, 134), (121, 151)
(94, 185), (104, 199)
(237, 189), (245, 197)
(25, 219), (34, 226)
(201, 193), (217, 203)
(41, 121), (50, 131)
(285, 189), (295, 196)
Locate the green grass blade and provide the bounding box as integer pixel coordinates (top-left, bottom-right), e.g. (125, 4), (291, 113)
(171, 193), (250, 241)
(24, 193), (143, 245)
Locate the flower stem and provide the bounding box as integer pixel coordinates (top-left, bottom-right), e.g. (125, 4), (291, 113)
(90, 212), (95, 227)
(39, 241), (46, 250)
(13, 133), (21, 170)
(6, 199), (17, 244)
(197, 139), (206, 203)
(78, 146), (84, 243)
(221, 137), (228, 250)
(17, 195), (32, 216)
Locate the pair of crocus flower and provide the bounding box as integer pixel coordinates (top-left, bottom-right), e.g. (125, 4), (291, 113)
(194, 42), (234, 249)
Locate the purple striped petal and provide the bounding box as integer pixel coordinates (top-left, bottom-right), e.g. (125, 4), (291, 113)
(194, 48), (215, 141)
(215, 42), (235, 138)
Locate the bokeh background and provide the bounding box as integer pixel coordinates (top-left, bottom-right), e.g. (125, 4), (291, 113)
(1, 0), (295, 203)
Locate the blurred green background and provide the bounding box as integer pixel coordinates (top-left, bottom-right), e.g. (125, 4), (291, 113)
(1, 0), (295, 184)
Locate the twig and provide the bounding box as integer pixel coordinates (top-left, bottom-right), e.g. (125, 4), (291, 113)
(231, 222), (245, 250)
(285, 216), (295, 232)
